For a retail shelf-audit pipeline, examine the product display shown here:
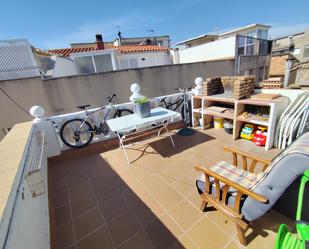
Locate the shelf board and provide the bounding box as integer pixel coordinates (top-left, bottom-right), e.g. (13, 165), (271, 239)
(203, 107), (234, 120)
(236, 115), (269, 126)
(193, 108), (202, 113)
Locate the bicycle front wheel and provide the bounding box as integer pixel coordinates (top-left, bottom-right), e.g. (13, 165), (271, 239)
(60, 119), (94, 148)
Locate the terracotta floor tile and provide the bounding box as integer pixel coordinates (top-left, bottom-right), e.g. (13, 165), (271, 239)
(187, 192), (202, 209)
(78, 226), (114, 249)
(49, 128), (290, 249)
(187, 217), (230, 249)
(168, 199), (203, 231)
(71, 193), (98, 218)
(225, 240), (245, 249)
(145, 216), (179, 249)
(94, 183), (120, 204)
(157, 213), (183, 237)
(74, 207), (105, 240)
(53, 188), (69, 209)
(66, 174), (88, 188)
(169, 234), (199, 249)
(55, 204), (71, 227)
(55, 222), (75, 249)
(131, 201), (159, 228)
(107, 211), (141, 246)
(152, 186), (183, 211)
(117, 231), (155, 249)
(171, 176), (195, 197)
(100, 194), (129, 222)
(159, 167), (185, 184)
(206, 209), (237, 236)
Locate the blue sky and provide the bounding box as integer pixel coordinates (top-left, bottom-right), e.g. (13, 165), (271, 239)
(0, 0), (308, 49)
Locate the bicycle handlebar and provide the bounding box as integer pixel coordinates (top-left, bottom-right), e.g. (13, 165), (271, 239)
(174, 87), (192, 92)
(106, 94), (117, 103)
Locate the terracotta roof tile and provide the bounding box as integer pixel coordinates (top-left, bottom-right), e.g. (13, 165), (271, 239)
(47, 45), (169, 56)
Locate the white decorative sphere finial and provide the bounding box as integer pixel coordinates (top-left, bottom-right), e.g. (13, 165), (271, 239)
(130, 83), (143, 102)
(194, 77), (204, 96)
(130, 83), (140, 94)
(30, 105), (45, 119)
(195, 77), (204, 87)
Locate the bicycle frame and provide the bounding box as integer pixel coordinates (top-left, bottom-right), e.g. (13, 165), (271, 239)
(160, 96), (184, 111)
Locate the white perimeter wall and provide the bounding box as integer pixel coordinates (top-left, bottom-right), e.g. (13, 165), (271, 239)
(118, 52), (172, 69)
(178, 36), (236, 63)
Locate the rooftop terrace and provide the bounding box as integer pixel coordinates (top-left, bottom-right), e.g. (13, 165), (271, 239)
(0, 88), (307, 249)
(48, 127), (293, 249)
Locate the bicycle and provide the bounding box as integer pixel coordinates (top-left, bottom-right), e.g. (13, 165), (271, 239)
(159, 87), (192, 127)
(59, 94), (133, 148)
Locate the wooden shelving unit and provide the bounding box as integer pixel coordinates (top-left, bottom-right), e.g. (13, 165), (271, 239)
(192, 95), (289, 150)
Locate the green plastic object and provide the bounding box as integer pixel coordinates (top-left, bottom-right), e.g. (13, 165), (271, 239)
(275, 170), (309, 249)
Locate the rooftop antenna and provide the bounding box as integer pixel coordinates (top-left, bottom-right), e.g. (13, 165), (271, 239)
(114, 25), (122, 44)
(215, 26), (219, 35)
(147, 29), (155, 35)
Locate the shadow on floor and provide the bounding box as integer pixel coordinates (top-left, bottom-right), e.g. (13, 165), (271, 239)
(48, 154), (185, 249)
(149, 131), (215, 157)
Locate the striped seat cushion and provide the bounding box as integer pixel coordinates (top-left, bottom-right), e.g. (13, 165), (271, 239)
(197, 161), (264, 190)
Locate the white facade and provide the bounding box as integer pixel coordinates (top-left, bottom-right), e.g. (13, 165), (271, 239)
(49, 49), (173, 77)
(177, 36), (236, 64)
(117, 51), (172, 70)
(52, 56), (76, 78)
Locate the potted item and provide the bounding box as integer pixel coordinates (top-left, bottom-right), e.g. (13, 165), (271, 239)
(134, 96), (151, 118)
(223, 119), (233, 134)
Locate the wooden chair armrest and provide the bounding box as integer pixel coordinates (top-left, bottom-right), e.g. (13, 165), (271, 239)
(223, 146), (272, 165)
(195, 165), (268, 203)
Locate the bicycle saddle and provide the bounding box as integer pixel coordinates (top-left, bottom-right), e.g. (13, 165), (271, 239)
(77, 104), (91, 110)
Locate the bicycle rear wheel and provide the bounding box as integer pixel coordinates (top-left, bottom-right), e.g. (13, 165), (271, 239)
(60, 119), (94, 148)
(181, 100), (192, 127)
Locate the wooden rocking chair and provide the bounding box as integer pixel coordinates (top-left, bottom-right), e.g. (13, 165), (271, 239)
(195, 133), (309, 245)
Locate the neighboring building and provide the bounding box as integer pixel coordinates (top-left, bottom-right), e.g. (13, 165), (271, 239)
(174, 34), (218, 49)
(114, 35), (170, 47)
(174, 24), (270, 49)
(219, 23), (270, 39)
(173, 24), (272, 82)
(47, 35), (172, 77)
(272, 31), (309, 61)
(0, 39), (41, 81)
(70, 35), (170, 49)
(270, 30), (309, 86)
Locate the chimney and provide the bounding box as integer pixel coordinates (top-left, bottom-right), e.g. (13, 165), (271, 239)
(95, 34), (105, 50)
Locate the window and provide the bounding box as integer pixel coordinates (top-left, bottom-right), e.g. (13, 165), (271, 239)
(247, 30), (257, 38)
(118, 58), (138, 69)
(258, 67), (265, 81)
(93, 54), (113, 72)
(257, 29), (268, 39)
(74, 56), (95, 74)
(293, 48), (301, 55)
(237, 36), (256, 55)
(259, 40), (270, 55)
(303, 45), (309, 58)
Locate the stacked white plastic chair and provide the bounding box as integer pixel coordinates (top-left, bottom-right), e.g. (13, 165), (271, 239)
(275, 91), (309, 149)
